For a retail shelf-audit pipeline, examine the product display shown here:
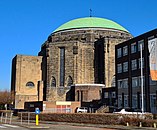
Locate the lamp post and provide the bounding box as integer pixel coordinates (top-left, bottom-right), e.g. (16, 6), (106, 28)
(140, 43), (144, 113)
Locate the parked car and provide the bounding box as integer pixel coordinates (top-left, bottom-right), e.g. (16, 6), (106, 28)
(75, 107), (88, 113)
(113, 108), (142, 114)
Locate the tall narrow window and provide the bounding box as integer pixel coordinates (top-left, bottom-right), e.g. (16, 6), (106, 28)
(122, 93), (124, 108)
(51, 76), (56, 87)
(94, 38), (105, 84)
(67, 76), (73, 86)
(60, 47), (65, 87)
(81, 91), (83, 102)
(77, 91), (79, 101)
(137, 92), (140, 109)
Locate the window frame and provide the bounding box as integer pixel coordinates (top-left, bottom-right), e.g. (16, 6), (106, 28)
(131, 59), (137, 70)
(131, 42), (137, 53)
(117, 63), (122, 73)
(117, 48), (122, 58)
(138, 40), (144, 51)
(132, 77), (138, 88)
(123, 62), (128, 72)
(123, 46), (128, 56)
(26, 81), (35, 88)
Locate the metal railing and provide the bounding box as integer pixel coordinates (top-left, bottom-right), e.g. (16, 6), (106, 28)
(1, 112), (13, 124)
(0, 108), (73, 125)
(19, 112), (34, 125)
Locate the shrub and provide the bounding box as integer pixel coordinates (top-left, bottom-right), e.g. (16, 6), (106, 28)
(18, 112), (155, 127)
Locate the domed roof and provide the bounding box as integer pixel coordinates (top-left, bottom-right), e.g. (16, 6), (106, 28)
(53, 17), (128, 33)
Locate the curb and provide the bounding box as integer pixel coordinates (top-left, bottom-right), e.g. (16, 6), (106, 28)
(20, 125), (50, 129)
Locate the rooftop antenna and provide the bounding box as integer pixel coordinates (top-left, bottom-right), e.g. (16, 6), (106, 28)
(90, 8), (92, 17)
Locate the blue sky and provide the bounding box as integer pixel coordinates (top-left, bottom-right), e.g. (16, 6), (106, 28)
(0, 0), (157, 90)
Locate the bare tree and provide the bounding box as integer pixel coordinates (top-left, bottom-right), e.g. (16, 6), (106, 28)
(0, 90), (14, 109)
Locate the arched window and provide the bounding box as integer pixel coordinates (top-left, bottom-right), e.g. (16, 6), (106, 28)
(51, 76), (56, 87)
(26, 81), (35, 88)
(67, 76), (73, 86)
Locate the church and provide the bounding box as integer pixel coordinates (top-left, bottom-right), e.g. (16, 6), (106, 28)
(11, 17), (132, 109)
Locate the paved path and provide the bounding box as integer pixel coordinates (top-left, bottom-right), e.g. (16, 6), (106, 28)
(46, 124), (117, 130)
(0, 124), (28, 129)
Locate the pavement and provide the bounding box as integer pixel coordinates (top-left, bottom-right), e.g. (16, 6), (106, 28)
(17, 121), (157, 130)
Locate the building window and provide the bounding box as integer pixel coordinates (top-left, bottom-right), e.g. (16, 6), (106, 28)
(124, 95), (128, 107)
(123, 78), (128, 88)
(77, 91), (79, 101)
(122, 93), (124, 107)
(104, 92), (109, 98)
(73, 46), (78, 54)
(148, 35), (155, 40)
(67, 76), (73, 86)
(131, 42), (137, 53)
(132, 95), (137, 108)
(60, 47), (65, 87)
(118, 95), (122, 107)
(138, 76), (145, 87)
(81, 91), (83, 102)
(117, 48), (122, 58)
(150, 94), (156, 113)
(132, 77), (138, 87)
(149, 76), (157, 86)
(26, 81), (35, 87)
(123, 46), (128, 56)
(112, 92), (116, 98)
(111, 76), (115, 87)
(131, 59), (137, 70)
(138, 58), (144, 69)
(117, 63), (122, 73)
(118, 80), (123, 88)
(123, 62), (128, 72)
(138, 40), (144, 51)
(51, 76), (56, 87)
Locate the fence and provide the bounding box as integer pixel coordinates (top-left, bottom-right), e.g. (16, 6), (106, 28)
(0, 111), (36, 125)
(0, 108), (73, 125)
(1, 111), (13, 124)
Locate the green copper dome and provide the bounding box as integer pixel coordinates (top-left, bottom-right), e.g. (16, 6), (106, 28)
(53, 17), (128, 33)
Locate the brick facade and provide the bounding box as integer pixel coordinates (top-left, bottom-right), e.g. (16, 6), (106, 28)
(11, 55), (43, 109)
(39, 29), (132, 101)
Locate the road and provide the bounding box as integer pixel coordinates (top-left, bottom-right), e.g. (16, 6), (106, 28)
(0, 123), (117, 130)
(1, 123), (157, 130)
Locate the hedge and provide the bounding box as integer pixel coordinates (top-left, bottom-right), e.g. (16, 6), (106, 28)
(18, 112), (157, 127)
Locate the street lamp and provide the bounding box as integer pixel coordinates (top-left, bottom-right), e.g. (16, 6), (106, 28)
(140, 43), (144, 113)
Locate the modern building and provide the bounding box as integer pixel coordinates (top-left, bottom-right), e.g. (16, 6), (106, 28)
(115, 28), (157, 113)
(11, 17), (132, 109)
(101, 86), (116, 107)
